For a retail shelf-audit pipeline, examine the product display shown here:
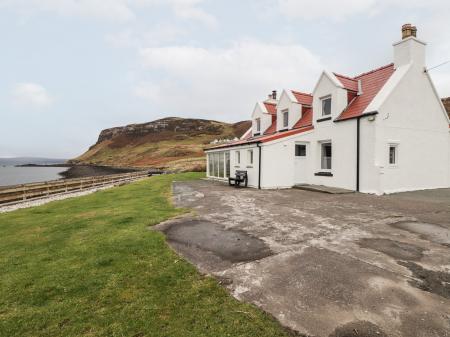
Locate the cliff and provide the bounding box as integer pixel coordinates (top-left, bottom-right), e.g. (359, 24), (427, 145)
(71, 117), (251, 172)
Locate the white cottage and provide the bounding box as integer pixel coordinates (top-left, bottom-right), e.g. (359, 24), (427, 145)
(205, 24), (450, 195)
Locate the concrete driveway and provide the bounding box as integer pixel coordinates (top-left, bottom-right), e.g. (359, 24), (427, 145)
(154, 180), (450, 337)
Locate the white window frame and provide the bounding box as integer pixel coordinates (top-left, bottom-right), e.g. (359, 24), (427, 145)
(282, 109), (289, 129)
(247, 149), (253, 166)
(319, 141), (332, 171)
(295, 143), (307, 157)
(321, 96), (332, 116)
(236, 151), (241, 165)
(255, 118), (261, 132)
(388, 143), (399, 167)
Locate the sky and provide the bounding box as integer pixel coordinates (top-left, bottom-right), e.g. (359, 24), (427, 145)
(1, 0), (450, 158)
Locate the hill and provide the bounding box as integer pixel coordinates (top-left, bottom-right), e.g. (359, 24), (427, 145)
(442, 97), (450, 118)
(71, 117), (251, 171)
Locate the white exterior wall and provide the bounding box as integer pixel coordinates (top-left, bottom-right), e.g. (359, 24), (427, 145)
(259, 121), (357, 190)
(206, 144), (260, 188)
(230, 145), (260, 187)
(251, 103), (272, 136)
(372, 65), (450, 194)
(276, 91), (302, 131)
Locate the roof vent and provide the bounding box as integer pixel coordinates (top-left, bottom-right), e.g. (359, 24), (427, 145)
(402, 23), (417, 39)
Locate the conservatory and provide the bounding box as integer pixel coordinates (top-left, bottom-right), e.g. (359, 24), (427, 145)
(206, 151), (230, 179)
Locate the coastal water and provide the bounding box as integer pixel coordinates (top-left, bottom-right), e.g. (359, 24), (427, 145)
(0, 166), (68, 187)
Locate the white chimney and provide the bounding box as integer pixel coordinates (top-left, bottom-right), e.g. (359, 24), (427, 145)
(393, 24), (426, 69)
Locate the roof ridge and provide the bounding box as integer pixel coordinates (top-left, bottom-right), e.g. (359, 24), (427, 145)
(333, 72), (358, 81)
(354, 63), (395, 79)
(291, 90), (312, 96)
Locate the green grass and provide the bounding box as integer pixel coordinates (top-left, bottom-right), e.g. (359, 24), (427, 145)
(0, 173), (290, 337)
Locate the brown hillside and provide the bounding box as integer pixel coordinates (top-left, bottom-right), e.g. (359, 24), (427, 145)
(71, 117), (251, 172)
(442, 97), (450, 118)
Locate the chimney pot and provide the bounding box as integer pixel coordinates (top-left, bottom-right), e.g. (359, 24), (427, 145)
(272, 90), (277, 100)
(402, 23), (417, 39)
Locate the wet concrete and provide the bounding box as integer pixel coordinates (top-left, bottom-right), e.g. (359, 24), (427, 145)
(328, 321), (388, 337)
(391, 221), (450, 246)
(157, 180), (450, 337)
(399, 261), (450, 299)
(357, 238), (425, 261)
(161, 219), (273, 263)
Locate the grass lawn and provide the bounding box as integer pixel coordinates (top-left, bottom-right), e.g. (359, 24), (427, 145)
(0, 173), (291, 337)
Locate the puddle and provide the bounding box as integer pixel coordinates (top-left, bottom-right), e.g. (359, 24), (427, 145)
(162, 219), (273, 263)
(328, 320), (388, 337)
(358, 238), (424, 261)
(391, 222), (450, 246)
(399, 261), (450, 299)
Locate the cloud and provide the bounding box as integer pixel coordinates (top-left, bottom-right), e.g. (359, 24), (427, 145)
(12, 82), (53, 108)
(136, 40), (323, 121)
(0, 0), (135, 22)
(106, 24), (187, 49)
(0, 0), (217, 25)
(278, 0), (378, 21)
(277, 0), (448, 21)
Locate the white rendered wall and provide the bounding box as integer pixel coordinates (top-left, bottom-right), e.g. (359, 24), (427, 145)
(276, 91), (302, 131)
(373, 65), (450, 194)
(252, 103), (272, 136)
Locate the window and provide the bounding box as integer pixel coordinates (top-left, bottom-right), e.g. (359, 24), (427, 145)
(207, 152), (230, 178)
(321, 142), (332, 170)
(248, 149), (253, 165)
(282, 109), (289, 128)
(295, 144), (306, 157)
(389, 144), (398, 165)
(236, 151), (240, 164)
(321, 96), (332, 116)
(256, 118), (261, 132)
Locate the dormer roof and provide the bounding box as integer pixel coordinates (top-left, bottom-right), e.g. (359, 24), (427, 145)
(336, 63), (396, 121)
(263, 102), (277, 115)
(291, 91), (313, 106)
(333, 73), (359, 92)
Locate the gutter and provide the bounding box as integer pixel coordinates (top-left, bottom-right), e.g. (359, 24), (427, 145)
(332, 110), (379, 192)
(352, 111), (378, 192)
(257, 143), (262, 189)
(356, 117), (360, 192)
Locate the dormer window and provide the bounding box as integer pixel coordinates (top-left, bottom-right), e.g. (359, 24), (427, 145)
(321, 96), (332, 116)
(256, 118), (261, 132)
(282, 109), (289, 129)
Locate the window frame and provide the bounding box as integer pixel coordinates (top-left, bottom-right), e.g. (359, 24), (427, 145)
(388, 143), (399, 167)
(295, 144), (307, 157)
(282, 109), (289, 129)
(236, 151), (241, 165)
(321, 96), (332, 117)
(320, 141), (332, 171)
(255, 118), (261, 132)
(247, 149), (253, 166)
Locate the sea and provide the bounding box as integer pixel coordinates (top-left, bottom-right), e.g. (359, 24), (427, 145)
(0, 166), (69, 187)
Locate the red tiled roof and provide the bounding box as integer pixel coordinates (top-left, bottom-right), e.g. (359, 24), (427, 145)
(291, 90), (313, 106)
(263, 119), (277, 135)
(293, 107), (313, 129)
(264, 102), (277, 115)
(336, 63), (396, 121)
(259, 125), (314, 143)
(334, 73), (359, 92)
(206, 107), (314, 150)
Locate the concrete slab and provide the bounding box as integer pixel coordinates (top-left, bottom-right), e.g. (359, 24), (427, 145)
(154, 180), (450, 337)
(294, 184), (355, 194)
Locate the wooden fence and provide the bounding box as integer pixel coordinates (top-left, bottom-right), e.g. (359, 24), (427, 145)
(0, 171), (149, 206)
